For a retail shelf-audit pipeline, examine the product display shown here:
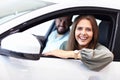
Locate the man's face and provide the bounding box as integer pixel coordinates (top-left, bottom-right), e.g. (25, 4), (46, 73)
(55, 16), (72, 34)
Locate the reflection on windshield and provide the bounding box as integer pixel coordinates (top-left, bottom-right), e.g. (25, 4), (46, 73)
(0, 0), (55, 25)
(0, 11), (30, 25)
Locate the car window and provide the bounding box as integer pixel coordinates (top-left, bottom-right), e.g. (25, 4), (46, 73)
(23, 20), (54, 36)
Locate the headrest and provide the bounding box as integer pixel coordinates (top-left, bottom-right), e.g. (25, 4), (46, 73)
(99, 21), (111, 47)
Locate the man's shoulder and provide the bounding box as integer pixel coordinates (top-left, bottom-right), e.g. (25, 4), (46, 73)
(48, 30), (57, 37)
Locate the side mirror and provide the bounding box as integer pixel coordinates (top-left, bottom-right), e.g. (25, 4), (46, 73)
(0, 33), (41, 60)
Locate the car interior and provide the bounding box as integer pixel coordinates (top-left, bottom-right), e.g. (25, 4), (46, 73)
(44, 15), (113, 47)
(99, 20), (112, 47)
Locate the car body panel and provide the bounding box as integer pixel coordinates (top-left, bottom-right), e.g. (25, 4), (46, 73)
(0, 56), (120, 80)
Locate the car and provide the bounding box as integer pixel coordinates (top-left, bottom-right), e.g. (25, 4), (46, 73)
(0, 0), (120, 80)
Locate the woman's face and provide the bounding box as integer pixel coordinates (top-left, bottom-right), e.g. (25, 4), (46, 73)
(75, 19), (93, 48)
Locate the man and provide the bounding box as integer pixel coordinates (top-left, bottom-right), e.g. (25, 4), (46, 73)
(42, 16), (73, 53)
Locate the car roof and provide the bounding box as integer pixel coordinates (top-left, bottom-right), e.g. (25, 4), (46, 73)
(45, 0), (120, 10)
(0, 0), (119, 36)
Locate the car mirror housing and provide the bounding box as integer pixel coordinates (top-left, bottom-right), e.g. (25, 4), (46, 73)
(0, 32), (41, 60)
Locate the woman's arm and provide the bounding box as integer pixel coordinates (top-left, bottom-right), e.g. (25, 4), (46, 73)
(44, 49), (81, 59)
(80, 43), (114, 71)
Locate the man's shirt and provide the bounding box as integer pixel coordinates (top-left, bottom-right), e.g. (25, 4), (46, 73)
(42, 30), (69, 53)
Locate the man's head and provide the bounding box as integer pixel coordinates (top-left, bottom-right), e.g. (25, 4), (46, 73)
(55, 16), (72, 34)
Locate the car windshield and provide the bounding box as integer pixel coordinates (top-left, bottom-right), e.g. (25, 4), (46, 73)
(0, 0), (55, 25)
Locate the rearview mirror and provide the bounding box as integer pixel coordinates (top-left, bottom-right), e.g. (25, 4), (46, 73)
(0, 33), (41, 60)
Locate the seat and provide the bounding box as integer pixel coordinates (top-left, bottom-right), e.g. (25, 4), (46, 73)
(98, 21), (111, 47)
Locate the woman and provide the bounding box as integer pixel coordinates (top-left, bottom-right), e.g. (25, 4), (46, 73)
(44, 15), (114, 71)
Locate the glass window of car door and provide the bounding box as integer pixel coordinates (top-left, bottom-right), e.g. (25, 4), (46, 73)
(23, 20), (54, 36)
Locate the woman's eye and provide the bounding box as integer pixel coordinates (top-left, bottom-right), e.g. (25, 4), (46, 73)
(86, 28), (92, 31)
(77, 27), (82, 30)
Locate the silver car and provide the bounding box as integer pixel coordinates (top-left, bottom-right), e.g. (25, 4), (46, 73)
(0, 0), (120, 80)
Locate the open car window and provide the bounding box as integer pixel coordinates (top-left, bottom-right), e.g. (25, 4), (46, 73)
(23, 20), (54, 36)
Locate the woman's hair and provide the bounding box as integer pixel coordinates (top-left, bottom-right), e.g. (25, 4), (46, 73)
(66, 15), (99, 50)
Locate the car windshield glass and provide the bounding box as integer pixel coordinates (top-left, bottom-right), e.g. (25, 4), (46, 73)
(0, 0), (55, 25)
